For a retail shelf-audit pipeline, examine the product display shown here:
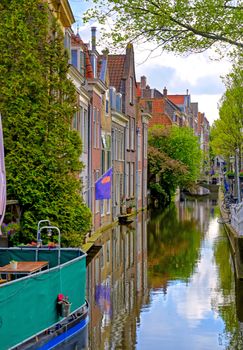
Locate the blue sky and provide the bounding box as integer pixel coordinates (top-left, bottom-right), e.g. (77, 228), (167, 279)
(69, 0), (232, 125)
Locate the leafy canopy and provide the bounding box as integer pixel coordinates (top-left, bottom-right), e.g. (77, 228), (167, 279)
(148, 125), (202, 206)
(84, 0), (243, 55)
(0, 0), (91, 245)
(210, 59), (243, 159)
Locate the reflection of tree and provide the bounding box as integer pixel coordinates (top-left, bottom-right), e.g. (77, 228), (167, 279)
(213, 226), (243, 349)
(147, 204), (201, 287)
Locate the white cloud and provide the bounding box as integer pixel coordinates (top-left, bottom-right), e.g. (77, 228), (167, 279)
(69, 0), (232, 124)
(135, 46), (232, 124)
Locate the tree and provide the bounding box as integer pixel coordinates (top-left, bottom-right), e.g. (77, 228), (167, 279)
(210, 60), (243, 159)
(0, 0), (91, 245)
(84, 0), (243, 55)
(148, 125), (202, 206)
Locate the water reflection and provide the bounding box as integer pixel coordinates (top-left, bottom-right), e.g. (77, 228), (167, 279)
(87, 212), (148, 350)
(87, 198), (243, 349)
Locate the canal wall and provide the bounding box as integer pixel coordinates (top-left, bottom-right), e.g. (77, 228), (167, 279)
(219, 188), (243, 280)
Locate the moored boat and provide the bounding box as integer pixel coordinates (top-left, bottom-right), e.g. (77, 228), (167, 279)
(0, 244), (88, 350)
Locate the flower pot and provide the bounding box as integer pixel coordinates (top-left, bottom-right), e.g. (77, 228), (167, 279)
(58, 300), (72, 317)
(10, 261), (18, 270)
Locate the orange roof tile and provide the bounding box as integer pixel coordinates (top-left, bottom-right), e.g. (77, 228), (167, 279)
(107, 55), (126, 91)
(167, 95), (185, 105)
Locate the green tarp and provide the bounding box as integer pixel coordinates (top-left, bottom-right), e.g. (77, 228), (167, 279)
(0, 248), (86, 349)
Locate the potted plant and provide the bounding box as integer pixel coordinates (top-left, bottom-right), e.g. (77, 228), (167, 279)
(227, 171), (235, 179)
(126, 199), (136, 214)
(57, 294), (72, 317)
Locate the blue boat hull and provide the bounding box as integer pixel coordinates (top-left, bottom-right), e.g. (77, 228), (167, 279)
(12, 302), (89, 350)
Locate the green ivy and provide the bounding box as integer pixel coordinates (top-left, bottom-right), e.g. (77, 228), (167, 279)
(0, 0), (91, 245)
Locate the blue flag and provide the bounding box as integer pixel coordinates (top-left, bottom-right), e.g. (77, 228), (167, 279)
(95, 167), (112, 200)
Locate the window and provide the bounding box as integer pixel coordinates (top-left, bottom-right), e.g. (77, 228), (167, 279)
(80, 50), (85, 77)
(101, 200), (104, 216)
(144, 125), (147, 159)
(138, 133), (141, 161)
(107, 150), (111, 169)
(126, 120), (130, 150)
(97, 109), (100, 148)
(145, 100), (152, 113)
(101, 150), (105, 174)
(83, 109), (88, 153)
(91, 54), (97, 78)
(105, 90), (109, 114)
(126, 162), (129, 197)
(72, 111), (78, 130)
(129, 77), (133, 104)
(121, 131), (124, 160)
(106, 199), (111, 214)
(130, 163), (134, 197)
(112, 130), (115, 161)
(93, 108), (97, 148)
(138, 171), (142, 200)
(130, 118), (135, 150)
(71, 49), (78, 69)
(95, 170), (100, 213)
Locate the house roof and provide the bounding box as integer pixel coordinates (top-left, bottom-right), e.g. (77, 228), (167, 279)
(107, 55), (126, 91)
(167, 95), (185, 105)
(71, 33), (94, 79)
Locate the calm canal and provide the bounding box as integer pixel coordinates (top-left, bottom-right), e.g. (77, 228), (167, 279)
(85, 197), (243, 349)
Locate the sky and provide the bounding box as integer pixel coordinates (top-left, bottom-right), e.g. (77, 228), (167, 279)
(69, 0), (232, 125)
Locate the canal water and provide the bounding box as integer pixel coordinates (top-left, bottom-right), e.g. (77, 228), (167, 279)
(85, 197), (243, 349)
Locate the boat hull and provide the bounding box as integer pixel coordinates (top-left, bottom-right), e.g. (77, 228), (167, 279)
(12, 302), (89, 350)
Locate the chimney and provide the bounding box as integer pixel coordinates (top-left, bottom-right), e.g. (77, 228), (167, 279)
(186, 89), (189, 95)
(91, 27), (96, 51)
(163, 86), (167, 96)
(140, 76), (147, 89)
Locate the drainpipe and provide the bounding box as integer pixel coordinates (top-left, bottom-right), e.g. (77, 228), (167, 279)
(136, 127), (140, 212)
(124, 123), (128, 202)
(111, 128), (115, 220)
(88, 103), (92, 212)
(142, 123), (145, 209)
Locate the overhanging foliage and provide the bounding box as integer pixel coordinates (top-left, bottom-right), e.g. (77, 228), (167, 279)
(0, 0), (91, 245)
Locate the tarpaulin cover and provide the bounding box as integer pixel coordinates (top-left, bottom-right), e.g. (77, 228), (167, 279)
(0, 248), (86, 349)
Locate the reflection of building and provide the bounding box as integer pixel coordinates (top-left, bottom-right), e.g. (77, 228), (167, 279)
(86, 212), (148, 349)
(178, 198), (211, 232)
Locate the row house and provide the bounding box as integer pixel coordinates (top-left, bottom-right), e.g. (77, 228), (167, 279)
(59, 1), (149, 234)
(137, 76), (183, 127)
(167, 90), (197, 131)
(66, 25), (150, 233)
(109, 85), (129, 219)
(69, 28), (112, 232)
(108, 45), (138, 212)
(108, 45), (151, 218)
